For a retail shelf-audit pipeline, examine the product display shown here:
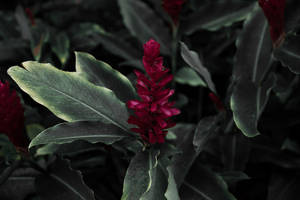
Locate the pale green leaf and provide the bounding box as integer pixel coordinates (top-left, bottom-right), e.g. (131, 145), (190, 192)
(8, 62), (129, 130)
(29, 121), (130, 148)
(75, 52), (137, 102)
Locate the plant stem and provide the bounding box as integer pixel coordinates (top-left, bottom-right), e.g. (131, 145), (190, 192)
(171, 23), (178, 88)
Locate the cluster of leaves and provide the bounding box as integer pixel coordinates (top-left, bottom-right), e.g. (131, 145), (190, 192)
(1, 0), (300, 200)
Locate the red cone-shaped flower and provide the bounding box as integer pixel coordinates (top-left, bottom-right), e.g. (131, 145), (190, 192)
(127, 39), (180, 144)
(258, 0), (286, 47)
(162, 0), (186, 25)
(0, 81), (28, 150)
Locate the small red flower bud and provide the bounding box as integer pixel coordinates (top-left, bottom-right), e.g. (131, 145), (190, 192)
(209, 92), (225, 111)
(127, 39), (180, 144)
(258, 0), (286, 47)
(162, 0), (186, 25)
(25, 8), (36, 26)
(0, 81), (28, 150)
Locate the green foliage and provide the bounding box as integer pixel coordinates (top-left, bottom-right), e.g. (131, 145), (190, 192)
(174, 67), (207, 87)
(75, 52), (137, 102)
(118, 0), (171, 54)
(35, 157), (96, 200)
(8, 61), (129, 130)
(274, 34), (300, 74)
(182, 0), (254, 33)
(180, 42), (216, 93)
(231, 5), (274, 137)
(29, 121), (130, 148)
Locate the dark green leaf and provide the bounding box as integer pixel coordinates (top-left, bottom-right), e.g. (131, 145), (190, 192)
(0, 134), (18, 162)
(193, 115), (220, 153)
(75, 52), (137, 102)
(15, 5), (32, 40)
(274, 34), (300, 74)
(118, 0), (171, 54)
(180, 42), (216, 93)
(219, 171), (250, 184)
(0, 167), (37, 200)
(231, 5), (274, 137)
(180, 164), (236, 200)
(231, 75), (275, 137)
(174, 67), (207, 87)
(121, 149), (166, 200)
(8, 62), (129, 130)
(70, 23), (141, 61)
(220, 134), (251, 171)
(36, 157), (95, 200)
(182, 1), (254, 34)
(51, 32), (70, 65)
(25, 123), (45, 140)
(29, 121), (130, 148)
(268, 173), (300, 200)
(285, 0), (300, 32)
(30, 22), (50, 61)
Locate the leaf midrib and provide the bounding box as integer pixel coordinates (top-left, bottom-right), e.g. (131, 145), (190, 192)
(50, 174), (87, 200)
(21, 68), (128, 131)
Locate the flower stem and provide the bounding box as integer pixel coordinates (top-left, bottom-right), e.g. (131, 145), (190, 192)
(171, 23), (178, 88)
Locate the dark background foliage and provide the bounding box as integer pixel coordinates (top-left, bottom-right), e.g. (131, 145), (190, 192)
(1, 0), (300, 200)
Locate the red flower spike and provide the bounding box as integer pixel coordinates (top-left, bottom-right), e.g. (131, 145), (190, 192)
(258, 0), (286, 47)
(25, 8), (36, 26)
(0, 81), (28, 151)
(162, 0), (186, 25)
(209, 92), (225, 111)
(127, 39), (180, 145)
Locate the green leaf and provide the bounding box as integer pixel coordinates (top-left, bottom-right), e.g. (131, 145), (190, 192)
(193, 115), (220, 153)
(281, 138), (300, 154)
(8, 61), (129, 130)
(164, 167), (180, 200)
(140, 156), (168, 200)
(70, 23), (141, 62)
(180, 42), (216, 93)
(180, 164), (236, 200)
(268, 173), (300, 200)
(29, 121), (130, 148)
(231, 76), (275, 137)
(284, 0), (300, 32)
(220, 133), (251, 171)
(171, 116), (221, 189)
(15, 5), (32, 40)
(233, 5), (272, 84)
(182, 1), (254, 34)
(25, 123), (45, 140)
(118, 0), (171, 54)
(75, 52), (137, 102)
(170, 123), (196, 188)
(0, 134), (18, 162)
(0, 167), (36, 200)
(274, 34), (300, 74)
(231, 5), (274, 137)
(36, 157), (95, 200)
(30, 22), (50, 61)
(174, 67), (207, 87)
(121, 149), (166, 200)
(51, 32), (70, 65)
(219, 171), (250, 185)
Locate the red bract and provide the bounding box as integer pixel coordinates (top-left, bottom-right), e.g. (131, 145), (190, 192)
(162, 0), (186, 25)
(209, 92), (224, 111)
(127, 39), (180, 144)
(25, 8), (35, 26)
(0, 81), (28, 150)
(258, 0), (286, 47)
